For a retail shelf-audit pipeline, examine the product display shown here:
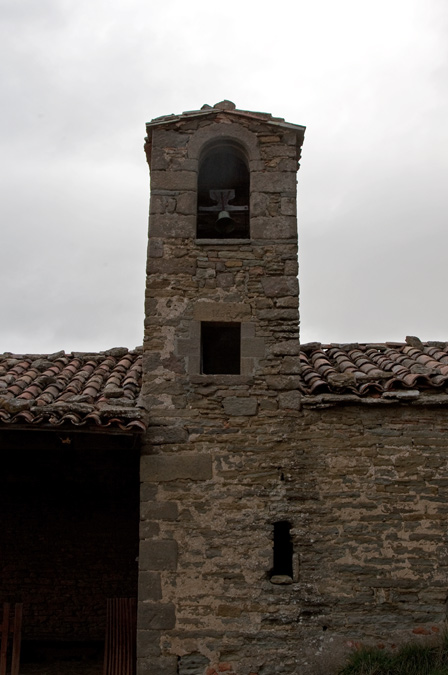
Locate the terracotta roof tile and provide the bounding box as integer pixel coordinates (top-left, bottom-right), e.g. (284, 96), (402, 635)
(2, 339), (448, 425)
(0, 348), (146, 431)
(299, 340), (448, 400)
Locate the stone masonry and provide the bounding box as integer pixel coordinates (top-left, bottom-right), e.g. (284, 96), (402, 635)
(138, 102), (448, 674)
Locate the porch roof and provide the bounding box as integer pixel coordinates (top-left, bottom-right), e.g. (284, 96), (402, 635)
(0, 348), (146, 432)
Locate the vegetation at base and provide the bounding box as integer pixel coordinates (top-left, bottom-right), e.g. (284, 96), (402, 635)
(338, 634), (448, 675)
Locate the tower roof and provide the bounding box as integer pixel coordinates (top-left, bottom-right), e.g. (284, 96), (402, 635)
(146, 100), (306, 136)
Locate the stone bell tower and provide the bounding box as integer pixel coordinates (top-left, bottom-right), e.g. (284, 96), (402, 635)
(139, 101), (306, 675)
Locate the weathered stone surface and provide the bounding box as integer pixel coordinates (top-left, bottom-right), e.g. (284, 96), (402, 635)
(222, 397), (258, 416)
(251, 171), (297, 193)
(241, 337), (265, 358)
(136, 629), (161, 657)
(146, 426), (188, 445)
(140, 501), (178, 521)
(149, 214), (196, 238)
(147, 257), (196, 275)
(150, 171), (197, 191)
(261, 276), (298, 297)
(278, 390), (301, 409)
(193, 301), (251, 322)
(271, 340), (300, 355)
(251, 216), (297, 240)
(265, 376), (302, 390)
(176, 191), (196, 215)
(137, 655), (178, 675)
(153, 129), (190, 148)
(138, 572), (162, 602)
(139, 539), (178, 571)
(141, 454), (213, 482)
(178, 652), (209, 675)
(138, 602), (176, 630)
(147, 239), (164, 258)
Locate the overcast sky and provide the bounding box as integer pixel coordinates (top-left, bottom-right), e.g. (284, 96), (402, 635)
(1, 0), (447, 353)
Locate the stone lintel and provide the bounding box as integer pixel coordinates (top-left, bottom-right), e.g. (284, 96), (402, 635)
(193, 302), (251, 322)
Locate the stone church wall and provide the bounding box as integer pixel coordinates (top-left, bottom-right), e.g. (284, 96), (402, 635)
(139, 404), (448, 674)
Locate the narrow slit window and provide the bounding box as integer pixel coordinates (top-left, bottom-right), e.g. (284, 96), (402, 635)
(201, 322), (241, 375)
(271, 521), (293, 580)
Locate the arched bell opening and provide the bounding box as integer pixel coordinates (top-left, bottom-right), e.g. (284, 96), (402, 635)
(196, 141), (250, 239)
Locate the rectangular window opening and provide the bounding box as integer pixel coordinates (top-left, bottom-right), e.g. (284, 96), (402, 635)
(201, 322), (241, 375)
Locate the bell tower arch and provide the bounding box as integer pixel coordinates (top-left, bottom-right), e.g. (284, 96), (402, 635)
(139, 101), (306, 675)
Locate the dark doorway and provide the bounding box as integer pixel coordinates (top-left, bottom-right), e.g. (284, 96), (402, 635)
(0, 429), (140, 671)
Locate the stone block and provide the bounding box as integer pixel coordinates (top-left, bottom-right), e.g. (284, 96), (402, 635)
(178, 653), (209, 675)
(138, 602), (176, 630)
(258, 308), (299, 320)
(223, 397), (258, 416)
(266, 375), (302, 390)
(139, 539), (178, 571)
(141, 454), (213, 482)
(150, 170), (197, 191)
(281, 196), (297, 216)
(149, 215), (195, 238)
(146, 426), (188, 445)
(140, 501), (178, 521)
(140, 484), (158, 501)
(149, 146), (169, 171)
(270, 340), (300, 356)
(142, 352), (162, 372)
(138, 572), (162, 602)
(147, 257), (196, 275)
(193, 301), (251, 321)
(251, 171), (297, 193)
(150, 194), (176, 215)
(284, 259), (299, 276)
(137, 655), (178, 675)
(251, 217), (297, 240)
(278, 390), (302, 410)
(176, 191), (197, 215)
(153, 129), (190, 148)
(139, 521), (160, 538)
(136, 629), (161, 657)
(176, 338), (195, 356)
(251, 192), (270, 217)
(216, 273), (234, 288)
(241, 338), (265, 358)
(261, 276), (298, 297)
(241, 357), (255, 376)
(261, 143), (297, 159)
(187, 353), (200, 375)
(259, 398), (278, 411)
(147, 239), (164, 258)
(241, 322), (256, 338)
